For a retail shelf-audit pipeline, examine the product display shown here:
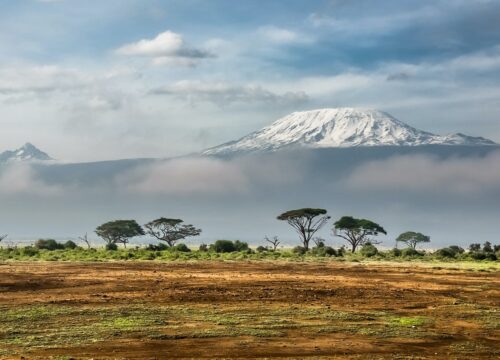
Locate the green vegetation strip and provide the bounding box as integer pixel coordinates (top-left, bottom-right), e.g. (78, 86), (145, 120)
(0, 248), (498, 270)
(0, 303), (444, 355)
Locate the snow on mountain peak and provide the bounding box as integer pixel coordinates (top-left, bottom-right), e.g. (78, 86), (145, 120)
(0, 143), (53, 163)
(203, 108), (497, 155)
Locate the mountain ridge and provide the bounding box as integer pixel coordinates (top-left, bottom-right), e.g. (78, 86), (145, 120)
(203, 108), (496, 155)
(0, 143), (53, 163)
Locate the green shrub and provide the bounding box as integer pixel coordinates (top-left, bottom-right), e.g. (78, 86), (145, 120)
(63, 240), (78, 249)
(213, 240), (236, 253)
(234, 240), (249, 252)
(21, 246), (39, 257)
(292, 246), (307, 255)
(360, 243), (378, 257)
(310, 245), (337, 257)
(483, 242), (493, 253)
(256, 246), (268, 252)
(34, 239), (64, 251)
(469, 243), (481, 252)
(387, 248), (401, 257)
(146, 243), (168, 251)
(337, 246), (346, 257)
(199, 243), (208, 252)
(470, 251), (496, 261)
(401, 247), (423, 257)
(105, 243), (118, 251)
(448, 245), (464, 254)
(435, 247), (457, 258)
(484, 252), (497, 261)
(173, 243), (191, 252)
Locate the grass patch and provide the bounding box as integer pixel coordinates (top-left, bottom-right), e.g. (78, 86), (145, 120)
(387, 316), (429, 327)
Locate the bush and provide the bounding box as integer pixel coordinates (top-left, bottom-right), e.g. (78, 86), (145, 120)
(173, 243), (191, 252)
(448, 245), (464, 254)
(21, 246), (39, 257)
(34, 239), (64, 251)
(470, 251), (497, 261)
(469, 243), (481, 252)
(234, 240), (249, 252)
(292, 246), (307, 255)
(324, 246), (337, 256)
(401, 247), (423, 257)
(435, 247), (457, 258)
(256, 246), (268, 253)
(63, 240), (78, 250)
(105, 243), (118, 251)
(360, 243), (378, 257)
(388, 248), (401, 257)
(483, 242), (493, 253)
(146, 243), (169, 251)
(337, 246), (346, 257)
(199, 243), (208, 252)
(310, 245), (337, 257)
(213, 240), (236, 253)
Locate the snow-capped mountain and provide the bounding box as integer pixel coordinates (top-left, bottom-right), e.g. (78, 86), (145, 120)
(0, 143), (53, 163)
(203, 108), (496, 155)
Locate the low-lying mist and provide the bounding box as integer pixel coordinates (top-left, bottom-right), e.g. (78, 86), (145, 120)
(1, 146), (499, 248)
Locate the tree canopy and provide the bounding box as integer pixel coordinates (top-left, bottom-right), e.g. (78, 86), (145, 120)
(395, 231), (430, 249)
(144, 218), (201, 247)
(334, 216), (386, 252)
(95, 220), (145, 247)
(277, 208), (330, 250)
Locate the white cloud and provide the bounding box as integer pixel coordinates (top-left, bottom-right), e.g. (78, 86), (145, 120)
(150, 80), (309, 107)
(0, 65), (88, 98)
(118, 155), (306, 196)
(257, 26), (310, 44)
(119, 157), (249, 195)
(115, 30), (211, 66)
(345, 152), (500, 195)
(307, 6), (438, 35)
(0, 164), (63, 196)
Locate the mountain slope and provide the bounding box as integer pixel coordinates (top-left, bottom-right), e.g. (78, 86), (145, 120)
(203, 108), (496, 155)
(0, 143), (53, 163)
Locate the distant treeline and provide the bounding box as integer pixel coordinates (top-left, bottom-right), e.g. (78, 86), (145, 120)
(0, 207), (498, 261)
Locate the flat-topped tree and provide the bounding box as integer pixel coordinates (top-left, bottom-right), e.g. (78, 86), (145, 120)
(396, 231), (430, 249)
(144, 218), (201, 247)
(277, 208), (330, 250)
(334, 216), (386, 253)
(95, 220), (144, 248)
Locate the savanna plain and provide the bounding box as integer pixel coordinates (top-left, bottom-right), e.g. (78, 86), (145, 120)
(0, 259), (498, 359)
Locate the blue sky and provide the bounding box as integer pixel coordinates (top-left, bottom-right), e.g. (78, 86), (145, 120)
(1, 0), (500, 161)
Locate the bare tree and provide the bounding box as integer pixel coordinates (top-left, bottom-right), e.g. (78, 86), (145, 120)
(0, 234), (7, 243)
(78, 233), (91, 249)
(312, 237), (325, 247)
(264, 236), (281, 251)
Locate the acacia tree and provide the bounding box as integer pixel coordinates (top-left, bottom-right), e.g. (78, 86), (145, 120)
(144, 218), (201, 247)
(0, 234), (7, 243)
(334, 216), (386, 253)
(95, 220), (145, 248)
(277, 208), (330, 250)
(396, 231), (430, 249)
